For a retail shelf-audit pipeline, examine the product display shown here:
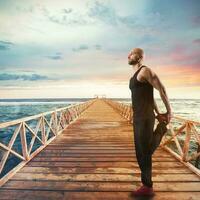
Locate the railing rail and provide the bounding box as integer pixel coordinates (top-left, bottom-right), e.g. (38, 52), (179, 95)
(0, 98), (96, 186)
(103, 98), (200, 176)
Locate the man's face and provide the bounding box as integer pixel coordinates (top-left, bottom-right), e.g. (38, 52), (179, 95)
(128, 50), (141, 65)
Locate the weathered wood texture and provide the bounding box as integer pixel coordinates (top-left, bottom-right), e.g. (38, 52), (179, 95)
(0, 99), (200, 199)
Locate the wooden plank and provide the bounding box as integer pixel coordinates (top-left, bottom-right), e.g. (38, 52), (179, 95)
(46, 145), (135, 148)
(41, 149), (164, 154)
(0, 191), (200, 200)
(19, 166), (194, 174)
(36, 154), (174, 159)
(43, 149), (136, 152)
(46, 143), (134, 145)
(39, 150), (169, 157)
(12, 173), (200, 182)
(64, 192), (200, 200)
(36, 154), (175, 159)
(31, 156), (177, 162)
(0, 190), (64, 200)
(44, 145), (135, 148)
(0, 190), (199, 200)
(28, 161), (186, 168)
(2, 181), (200, 191)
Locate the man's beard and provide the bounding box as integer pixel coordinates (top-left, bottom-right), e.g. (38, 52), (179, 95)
(128, 59), (139, 65)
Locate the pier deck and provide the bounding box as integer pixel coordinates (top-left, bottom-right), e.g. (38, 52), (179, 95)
(0, 99), (200, 199)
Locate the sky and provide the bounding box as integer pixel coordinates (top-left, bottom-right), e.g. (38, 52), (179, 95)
(0, 0), (199, 99)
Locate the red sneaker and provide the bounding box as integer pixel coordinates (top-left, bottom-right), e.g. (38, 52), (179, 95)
(131, 185), (155, 197)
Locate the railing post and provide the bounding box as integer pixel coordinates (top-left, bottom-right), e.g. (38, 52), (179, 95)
(20, 122), (29, 160)
(54, 110), (58, 135)
(195, 143), (200, 168)
(182, 122), (191, 161)
(41, 116), (46, 144)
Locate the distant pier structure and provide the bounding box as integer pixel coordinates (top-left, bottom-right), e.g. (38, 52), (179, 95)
(94, 94), (106, 99)
(0, 98), (200, 199)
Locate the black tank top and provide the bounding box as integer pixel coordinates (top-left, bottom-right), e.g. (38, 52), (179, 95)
(129, 65), (154, 120)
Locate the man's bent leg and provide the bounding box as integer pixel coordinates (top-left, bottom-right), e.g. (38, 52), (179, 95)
(150, 121), (168, 154)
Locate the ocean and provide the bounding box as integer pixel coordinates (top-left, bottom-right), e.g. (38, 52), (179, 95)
(0, 98), (200, 123)
(0, 98), (200, 177)
(0, 98), (92, 123)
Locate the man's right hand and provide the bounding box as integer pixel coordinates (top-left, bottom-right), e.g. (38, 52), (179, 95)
(156, 112), (172, 124)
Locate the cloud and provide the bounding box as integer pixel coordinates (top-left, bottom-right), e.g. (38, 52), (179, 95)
(72, 44), (101, 52)
(87, 1), (166, 32)
(0, 40), (14, 50)
(118, 15), (137, 27)
(0, 73), (49, 81)
(0, 41), (14, 45)
(62, 8), (73, 14)
(192, 15), (200, 26)
(72, 44), (89, 52)
(47, 55), (62, 60)
(18, 69), (36, 73)
(94, 44), (101, 50)
(193, 38), (200, 44)
(0, 45), (9, 50)
(168, 44), (200, 66)
(155, 65), (200, 87)
(46, 52), (63, 60)
(16, 5), (34, 13)
(88, 1), (117, 26)
(41, 6), (88, 26)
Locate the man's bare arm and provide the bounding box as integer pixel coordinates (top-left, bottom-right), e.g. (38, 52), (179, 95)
(153, 99), (160, 115)
(140, 67), (172, 123)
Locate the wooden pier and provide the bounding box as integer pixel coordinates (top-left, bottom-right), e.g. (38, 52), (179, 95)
(0, 98), (200, 199)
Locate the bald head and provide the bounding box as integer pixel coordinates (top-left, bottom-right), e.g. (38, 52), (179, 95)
(128, 48), (144, 65)
(132, 48), (144, 59)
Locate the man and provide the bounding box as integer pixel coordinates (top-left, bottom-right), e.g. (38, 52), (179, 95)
(128, 48), (172, 197)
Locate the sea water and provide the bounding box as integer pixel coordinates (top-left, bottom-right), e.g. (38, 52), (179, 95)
(0, 98), (91, 123)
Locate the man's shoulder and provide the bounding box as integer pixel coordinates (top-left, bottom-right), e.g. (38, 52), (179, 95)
(139, 65), (156, 82)
(141, 65), (153, 75)
(141, 65), (158, 81)
(142, 65), (151, 71)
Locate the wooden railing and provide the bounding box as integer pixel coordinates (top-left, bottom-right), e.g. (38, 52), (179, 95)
(0, 98), (96, 186)
(161, 116), (200, 176)
(103, 98), (133, 123)
(103, 98), (200, 176)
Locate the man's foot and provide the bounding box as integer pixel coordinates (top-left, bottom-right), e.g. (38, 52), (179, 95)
(131, 185), (155, 197)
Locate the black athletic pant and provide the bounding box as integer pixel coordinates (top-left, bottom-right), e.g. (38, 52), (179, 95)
(133, 115), (165, 188)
